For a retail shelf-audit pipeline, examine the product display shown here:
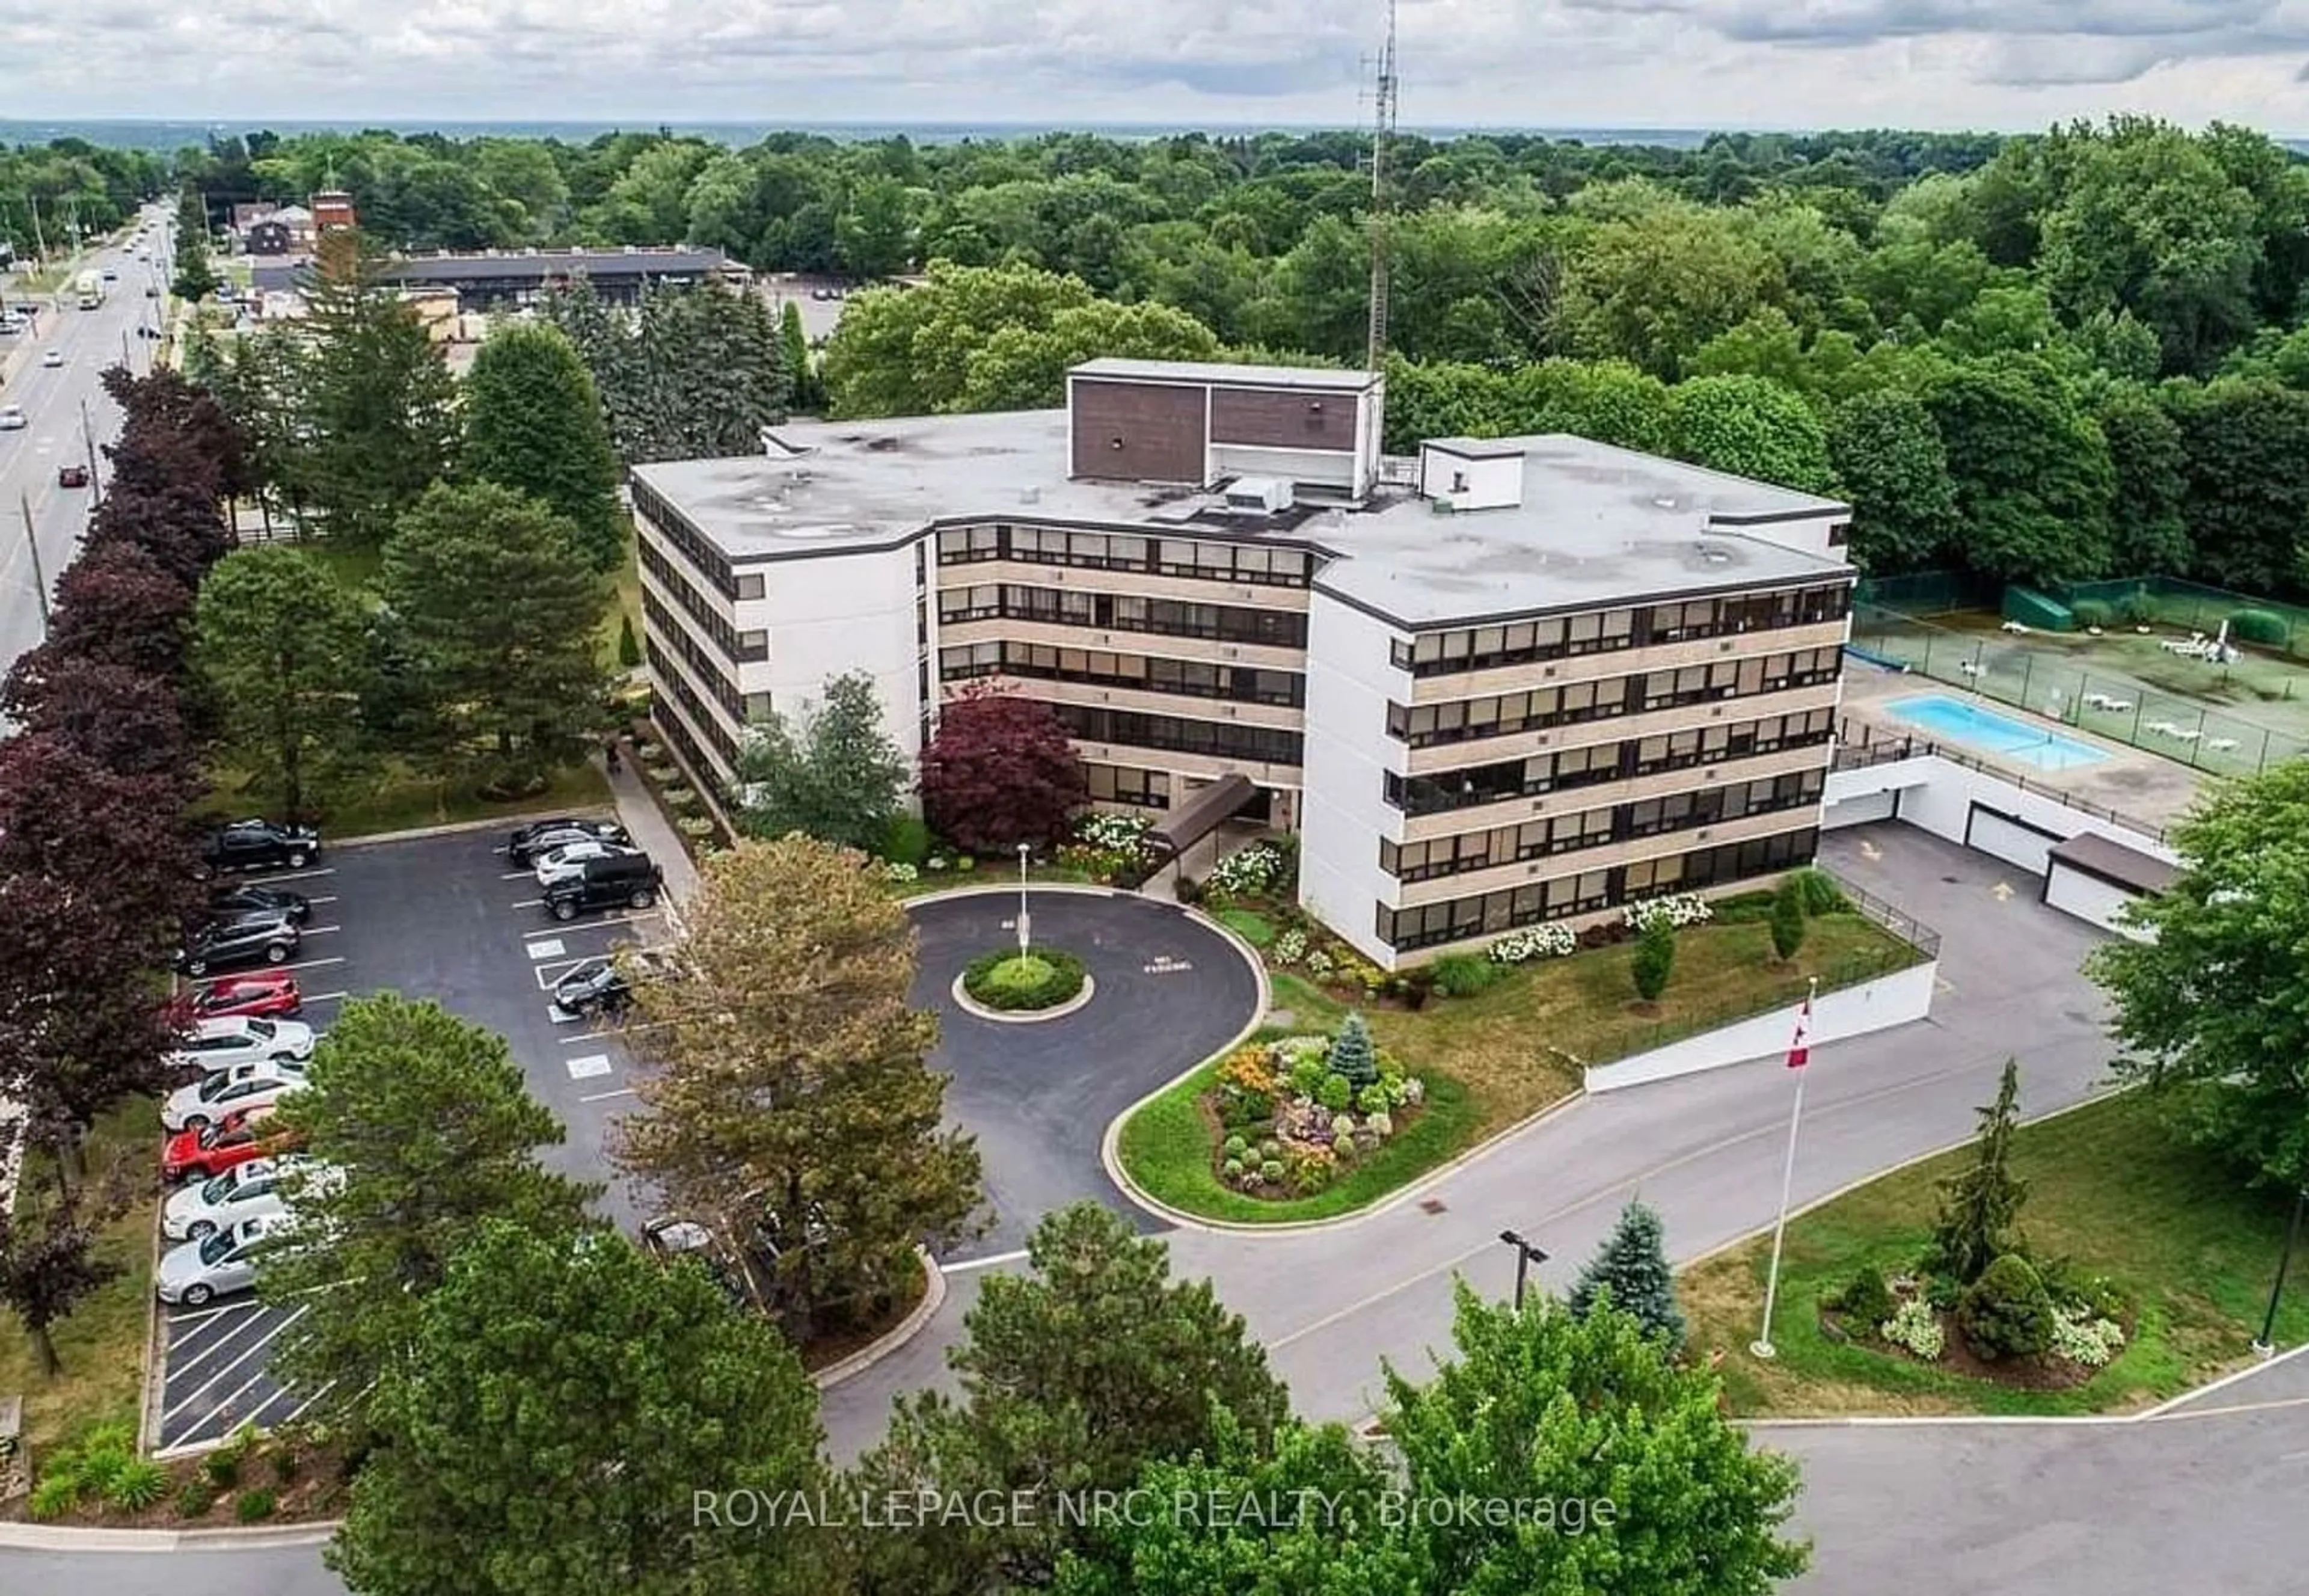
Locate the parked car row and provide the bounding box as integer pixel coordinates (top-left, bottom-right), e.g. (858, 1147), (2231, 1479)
(178, 820), (325, 977)
(503, 814), (664, 922)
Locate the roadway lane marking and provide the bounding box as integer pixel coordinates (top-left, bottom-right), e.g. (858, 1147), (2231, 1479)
(566, 1054), (613, 1079)
(578, 1087), (637, 1103)
(529, 938), (566, 960)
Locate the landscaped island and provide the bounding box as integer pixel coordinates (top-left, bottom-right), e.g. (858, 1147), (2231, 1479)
(1119, 858), (1927, 1224)
(961, 947), (1088, 1013)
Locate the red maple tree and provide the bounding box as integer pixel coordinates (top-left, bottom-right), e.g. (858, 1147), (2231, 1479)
(918, 685), (1089, 854)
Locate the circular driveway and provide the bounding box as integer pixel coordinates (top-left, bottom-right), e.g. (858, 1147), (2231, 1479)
(907, 888), (1261, 1261)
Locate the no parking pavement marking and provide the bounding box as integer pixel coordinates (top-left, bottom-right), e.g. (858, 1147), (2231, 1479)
(1143, 954), (1194, 975)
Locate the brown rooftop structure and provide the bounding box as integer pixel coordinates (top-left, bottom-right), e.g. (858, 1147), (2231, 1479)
(2044, 830), (2177, 897)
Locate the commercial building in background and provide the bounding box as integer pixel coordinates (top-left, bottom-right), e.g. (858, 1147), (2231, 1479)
(632, 358), (1856, 966)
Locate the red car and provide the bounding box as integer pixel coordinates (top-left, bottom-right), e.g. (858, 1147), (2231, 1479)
(167, 973), (302, 1027)
(57, 464), (90, 489)
(162, 1108), (290, 1183)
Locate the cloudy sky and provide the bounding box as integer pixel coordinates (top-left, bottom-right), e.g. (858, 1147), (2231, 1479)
(8, 0), (2309, 133)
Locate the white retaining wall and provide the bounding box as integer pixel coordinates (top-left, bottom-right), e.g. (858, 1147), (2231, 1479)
(1823, 755), (2179, 867)
(1584, 959), (1939, 1093)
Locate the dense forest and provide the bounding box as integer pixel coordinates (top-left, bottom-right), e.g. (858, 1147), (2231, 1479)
(10, 119), (2309, 595)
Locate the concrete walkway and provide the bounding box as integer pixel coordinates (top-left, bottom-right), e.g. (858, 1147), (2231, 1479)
(599, 751), (700, 906)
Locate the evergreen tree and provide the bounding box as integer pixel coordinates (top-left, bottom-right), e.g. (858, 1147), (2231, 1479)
(1927, 1057), (2029, 1285)
(331, 1220), (821, 1596)
(1568, 1199), (1687, 1351)
(616, 612), (641, 669)
(734, 671), (907, 851)
(1632, 917), (1676, 1001)
(1770, 873), (1809, 962)
(1326, 1011), (1379, 1089)
(299, 230), (460, 547)
(612, 835), (983, 1339)
(379, 480), (609, 793)
(543, 277), (787, 463)
(780, 298), (816, 411)
(260, 995), (599, 1434)
(461, 321), (625, 571)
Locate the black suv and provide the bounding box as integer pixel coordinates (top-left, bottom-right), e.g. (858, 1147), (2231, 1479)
(550, 958), (633, 1020)
(507, 817), (630, 867)
(179, 913), (300, 977)
(543, 853), (661, 921)
(199, 820), (321, 877)
(207, 883), (311, 924)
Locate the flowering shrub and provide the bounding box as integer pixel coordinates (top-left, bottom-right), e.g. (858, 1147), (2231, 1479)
(1304, 949), (1334, 977)
(1208, 1031), (1426, 1197)
(1272, 928), (1308, 966)
(1078, 812), (1153, 852)
(2050, 1307), (2127, 1369)
(881, 861), (920, 883)
(1625, 892), (1714, 932)
(1216, 1046), (1280, 1100)
(1209, 844), (1286, 897)
(1365, 1110), (1393, 1138)
(1880, 1297), (1946, 1360)
(1490, 924), (1577, 963)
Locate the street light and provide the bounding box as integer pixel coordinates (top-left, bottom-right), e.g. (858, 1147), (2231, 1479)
(2252, 1186), (2307, 1357)
(1499, 1229), (1548, 1312)
(1016, 842), (1032, 955)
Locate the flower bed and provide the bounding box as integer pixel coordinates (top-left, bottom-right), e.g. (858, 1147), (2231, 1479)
(1203, 1016), (1426, 1200)
(962, 947), (1088, 1011)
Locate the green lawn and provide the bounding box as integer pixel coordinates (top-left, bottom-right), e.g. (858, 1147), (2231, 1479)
(204, 758), (612, 841)
(0, 1102), (159, 1455)
(1118, 910), (1920, 1225)
(1216, 908), (1276, 947)
(1681, 1090), (2309, 1416)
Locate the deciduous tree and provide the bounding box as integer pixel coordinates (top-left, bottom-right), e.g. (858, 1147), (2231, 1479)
(1669, 373), (1833, 491)
(1826, 388), (1961, 574)
(2089, 763), (2309, 1189)
(1923, 359), (2115, 588)
(734, 671), (907, 852)
(612, 835), (983, 1339)
(1568, 1199), (1685, 1350)
(40, 543), (197, 682)
(259, 995), (599, 1431)
(459, 322), (625, 571)
(917, 684), (1087, 853)
(194, 544), (369, 823)
(378, 481), (608, 793)
(848, 1203), (1286, 1592)
(330, 1219), (820, 1596)
(0, 1156), (134, 1377)
(0, 654), (191, 787)
(2095, 384), (2192, 576)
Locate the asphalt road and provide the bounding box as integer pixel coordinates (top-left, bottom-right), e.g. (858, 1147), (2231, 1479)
(0, 205), (173, 677)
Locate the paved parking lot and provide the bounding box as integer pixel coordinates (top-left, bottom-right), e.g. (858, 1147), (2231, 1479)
(152, 821), (661, 1453)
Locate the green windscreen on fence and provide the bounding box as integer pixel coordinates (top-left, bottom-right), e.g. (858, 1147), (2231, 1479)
(2002, 587), (2075, 632)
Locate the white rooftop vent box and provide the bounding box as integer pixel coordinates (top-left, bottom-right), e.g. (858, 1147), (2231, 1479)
(1418, 440), (1523, 512)
(1224, 476), (1294, 515)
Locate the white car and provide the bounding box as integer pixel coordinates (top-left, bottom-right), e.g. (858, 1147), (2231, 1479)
(162, 1060), (309, 1132)
(41, 349), (63, 368)
(156, 1213), (293, 1306)
(0, 404), (22, 431)
(534, 838), (638, 886)
(162, 1155), (307, 1241)
(167, 1015), (316, 1075)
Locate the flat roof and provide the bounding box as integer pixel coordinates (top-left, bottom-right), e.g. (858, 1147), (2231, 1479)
(2047, 830), (2177, 896)
(1070, 357), (1377, 392)
(376, 248), (727, 283)
(631, 413), (1852, 626)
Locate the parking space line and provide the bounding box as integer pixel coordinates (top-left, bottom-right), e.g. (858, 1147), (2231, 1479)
(163, 1301), (274, 1368)
(162, 1304), (304, 1412)
(277, 1378), (338, 1429)
(510, 897), (544, 909)
(500, 869), (533, 880)
(579, 1087), (637, 1103)
(532, 955), (604, 989)
(300, 990), (349, 1005)
(526, 911), (662, 938)
(304, 895), (339, 907)
(183, 1364), (290, 1440)
(275, 954), (347, 976)
(163, 1302), (243, 1334)
(296, 923), (343, 939)
(248, 867), (336, 885)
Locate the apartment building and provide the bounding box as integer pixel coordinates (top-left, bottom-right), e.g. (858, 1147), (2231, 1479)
(631, 358), (1856, 968)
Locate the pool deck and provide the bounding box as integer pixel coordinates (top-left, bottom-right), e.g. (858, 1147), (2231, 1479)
(1839, 661), (2216, 832)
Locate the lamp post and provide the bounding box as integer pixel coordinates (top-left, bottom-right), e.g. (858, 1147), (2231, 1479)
(1499, 1229), (1548, 1312)
(2252, 1186), (2307, 1357)
(1016, 842), (1032, 955)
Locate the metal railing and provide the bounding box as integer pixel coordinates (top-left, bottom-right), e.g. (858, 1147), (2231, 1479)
(1832, 719), (2173, 844)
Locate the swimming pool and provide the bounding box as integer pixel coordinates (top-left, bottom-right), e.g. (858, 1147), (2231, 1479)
(1883, 693), (2111, 772)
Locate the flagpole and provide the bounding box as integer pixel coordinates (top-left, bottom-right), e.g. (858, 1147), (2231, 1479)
(1752, 975), (1819, 1360)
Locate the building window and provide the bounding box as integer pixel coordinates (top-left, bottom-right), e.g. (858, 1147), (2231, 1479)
(1396, 583), (1851, 680)
(735, 572), (766, 601)
(1048, 703), (1302, 768)
(736, 629), (768, 664)
(932, 524), (1310, 587)
(935, 583), (1309, 649)
(633, 482), (737, 597)
(1085, 763), (1173, 809)
(1828, 521), (1850, 547)
(942, 643), (1304, 707)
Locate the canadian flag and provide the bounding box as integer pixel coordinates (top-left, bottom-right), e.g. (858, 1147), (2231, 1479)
(1785, 993), (1814, 1070)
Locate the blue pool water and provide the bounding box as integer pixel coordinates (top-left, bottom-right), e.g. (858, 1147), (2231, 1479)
(1883, 693), (2111, 772)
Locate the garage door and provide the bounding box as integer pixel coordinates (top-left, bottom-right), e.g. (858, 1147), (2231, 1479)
(2044, 861), (2147, 939)
(1825, 787), (1897, 829)
(1964, 803), (2062, 876)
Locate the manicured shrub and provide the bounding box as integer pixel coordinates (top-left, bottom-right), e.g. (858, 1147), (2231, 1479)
(271, 1447), (301, 1485)
(173, 1477), (218, 1519)
(882, 813), (932, 867)
(1355, 1082), (1392, 1116)
(963, 947), (1088, 1011)
(1221, 1157), (1245, 1181)
(2069, 598), (2112, 629)
(1631, 918), (1676, 1001)
(202, 1449), (241, 1488)
(2049, 1306), (2127, 1369)
(1835, 1264), (1895, 1328)
(2117, 591), (2160, 626)
(616, 612), (642, 668)
(1258, 1158), (1284, 1184)
(1881, 1296), (1945, 1359)
(235, 1487), (278, 1523)
(1326, 1012), (1380, 1087)
(1568, 1200), (1685, 1351)
(1957, 1253), (2056, 1361)
(1789, 865), (1847, 916)
(25, 1473), (78, 1521)
(105, 1458), (169, 1512)
(1317, 1073), (1354, 1112)
(1222, 1134), (1251, 1160)
(2230, 607), (2287, 646)
(1429, 952), (1501, 997)
(1710, 890), (1778, 924)
(1769, 875), (1808, 962)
